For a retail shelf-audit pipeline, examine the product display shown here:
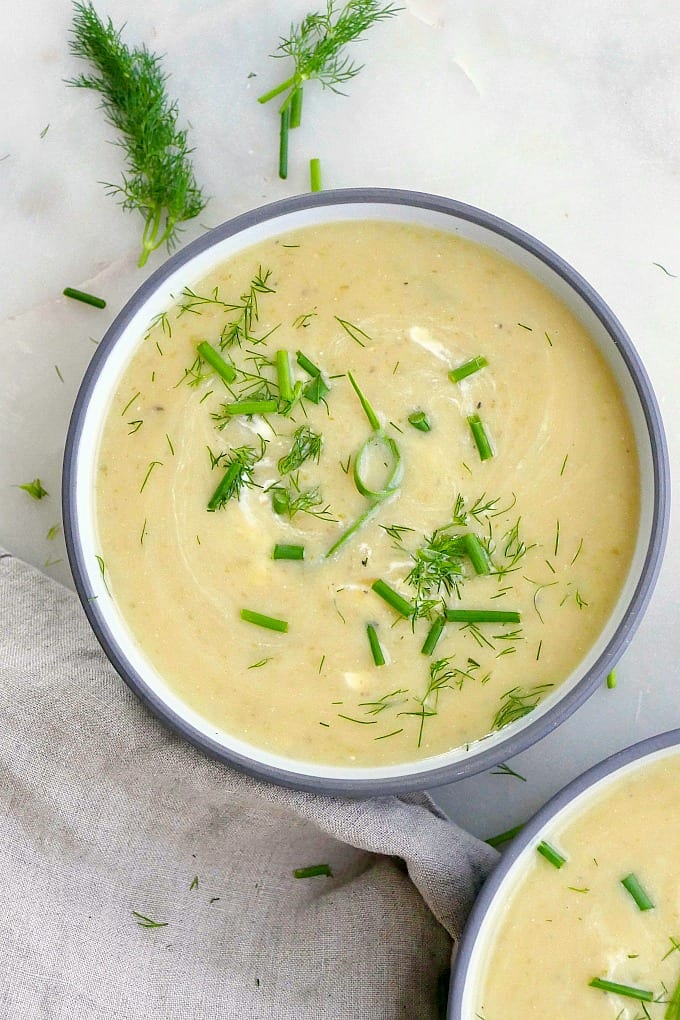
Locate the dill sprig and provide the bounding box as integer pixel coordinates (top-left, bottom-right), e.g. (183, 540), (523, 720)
(270, 477), (336, 521)
(258, 0), (401, 176)
(278, 425), (322, 475)
(491, 682), (554, 731)
(402, 657), (455, 748)
(68, 1), (207, 267)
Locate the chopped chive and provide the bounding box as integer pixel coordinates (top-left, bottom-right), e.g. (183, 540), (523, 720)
(275, 350), (294, 403)
(588, 978), (653, 1002)
(196, 341), (236, 384)
(462, 533), (492, 575)
(485, 822), (525, 848)
(371, 579), (413, 618)
(606, 669), (617, 689)
(517, 322), (533, 331)
(273, 543), (305, 561)
(296, 350), (320, 377)
(467, 414), (494, 460)
(621, 873), (654, 911)
(448, 355), (487, 384)
(278, 106), (290, 179)
(346, 371), (380, 431)
(366, 624), (385, 666)
(536, 840), (566, 869)
(224, 399), (279, 416)
(421, 616), (445, 656)
(445, 609), (520, 623)
(290, 85), (304, 128)
(309, 157), (322, 192)
(207, 463), (240, 511)
(293, 864), (332, 879)
(407, 410), (431, 432)
(63, 286), (106, 308)
(240, 609), (288, 633)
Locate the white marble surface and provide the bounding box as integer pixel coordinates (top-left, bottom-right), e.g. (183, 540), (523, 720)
(2, 0), (679, 839)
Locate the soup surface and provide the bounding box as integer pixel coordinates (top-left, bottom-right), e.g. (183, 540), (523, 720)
(475, 753), (680, 1019)
(96, 220), (639, 766)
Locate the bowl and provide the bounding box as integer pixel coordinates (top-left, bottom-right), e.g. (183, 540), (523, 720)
(448, 728), (680, 1018)
(62, 188), (669, 794)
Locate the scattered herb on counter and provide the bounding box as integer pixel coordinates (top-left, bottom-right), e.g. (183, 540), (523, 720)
(132, 910), (169, 929)
(16, 478), (49, 501)
(68, 1), (208, 266)
(490, 762), (527, 782)
(485, 822), (525, 849)
(606, 669), (617, 689)
(189, 876), (199, 891)
(258, 0), (401, 177)
(310, 157), (322, 192)
(63, 286), (106, 308)
(293, 863), (333, 879)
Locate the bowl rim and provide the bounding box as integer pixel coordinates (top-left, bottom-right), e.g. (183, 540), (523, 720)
(447, 726), (680, 1018)
(62, 186), (670, 795)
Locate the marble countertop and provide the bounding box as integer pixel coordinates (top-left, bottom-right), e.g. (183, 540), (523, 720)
(2, 0), (679, 838)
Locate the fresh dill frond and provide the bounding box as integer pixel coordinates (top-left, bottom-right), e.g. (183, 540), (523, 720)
(270, 480), (336, 522)
(278, 425), (322, 475)
(491, 683), (554, 732)
(258, 0), (401, 176)
(68, 1), (207, 266)
(132, 910), (168, 929)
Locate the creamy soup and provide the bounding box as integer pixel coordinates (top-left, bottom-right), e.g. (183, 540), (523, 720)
(475, 753), (680, 1019)
(95, 220), (639, 766)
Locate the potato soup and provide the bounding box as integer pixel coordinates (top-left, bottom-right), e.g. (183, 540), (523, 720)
(475, 753), (680, 1019)
(95, 220), (639, 766)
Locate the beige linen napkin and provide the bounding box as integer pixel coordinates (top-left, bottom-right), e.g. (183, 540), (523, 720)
(0, 549), (497, 1019)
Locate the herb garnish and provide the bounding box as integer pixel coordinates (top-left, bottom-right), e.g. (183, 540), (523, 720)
(132, 910), (168, 929)
(17, 478), (48, 501)
(68, 1), (207, 266)
(258, 0), (400, 176)
(63, 286), (106, 308)
(278, 425), (322, 475)
(293, 863), (333, 879)
(207, 443), (264, 512)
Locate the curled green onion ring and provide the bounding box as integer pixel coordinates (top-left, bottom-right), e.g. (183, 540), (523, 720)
(353, 432), (403, 500)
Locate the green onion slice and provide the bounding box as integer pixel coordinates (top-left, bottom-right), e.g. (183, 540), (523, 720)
(408, 410), (431, 432)
(536, 840), (566, 869)
(197, 341), (236, 384)
(367, 624), (385, 666)
(445, 609), (520, 623)
(588, 978), (654, 1002)
(240, 609), (288, 633)
(275, 350), (294, 403)
(309, 157), (322, 193)
(303, 375), (329, 404)
(371, 579), (413, 619)
(462, 533), (491, 575)
(353, 432), (403, 501)
(620, 873), (654, 911)
(449, 355), (487, 383)
(294, 863), (332, 879)
(421, 616), (445, 656)
(225, 399), (279, 417)
(272, 544), (305, 561)
(63, 286), (106, 308)
(296, 350), (320, 377)
(467, 413), (494, 461)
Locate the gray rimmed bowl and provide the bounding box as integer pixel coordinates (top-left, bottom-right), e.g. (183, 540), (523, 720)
(62, 188), (669, 795)
(448, 727), (680, 1017)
